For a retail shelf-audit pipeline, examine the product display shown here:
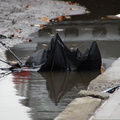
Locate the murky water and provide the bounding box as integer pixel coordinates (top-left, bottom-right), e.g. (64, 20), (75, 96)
(1, 0), (120, 120)
(4, 28), (120, 120)
(10, 70), (100, 120)
(0, 70), (32, 120)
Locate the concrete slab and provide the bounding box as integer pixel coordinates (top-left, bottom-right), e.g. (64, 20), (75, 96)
(91, 89), (120, 120)
(54, 97), (101, 120)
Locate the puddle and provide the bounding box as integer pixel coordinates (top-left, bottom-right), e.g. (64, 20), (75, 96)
(9, 70), (100, 120)
(0, 70), (31, 120)
(1, 1), (120, 119)
(4, 32), (120, 120)
(4, 14), (120, 120)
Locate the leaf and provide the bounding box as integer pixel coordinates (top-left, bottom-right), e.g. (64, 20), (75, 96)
(40, 24), (45, 29)
(42, 17), (50, 22)
(103, 14), (120, 19)
(16, 29), (22, 33)
(31, 24), (45, 28)
(28, 39), (32, 42)
(57, 16), (65, 22)
(25, 5), (30, 9)
(34, 24), (41, 27)
(65, 15), (71, 19)
(9, 61), (18, 64)
(42, 44), (47, 47)
(25, 38), (32, 42)
(68, 2), (78, 5)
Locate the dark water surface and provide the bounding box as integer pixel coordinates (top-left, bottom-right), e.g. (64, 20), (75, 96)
(5, 30), (120, 120)
(3, 0), (120, 120)
(11, 70), (100, 120)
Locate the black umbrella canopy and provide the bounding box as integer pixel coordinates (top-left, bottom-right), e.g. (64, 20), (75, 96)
(25, 33), (101, 71)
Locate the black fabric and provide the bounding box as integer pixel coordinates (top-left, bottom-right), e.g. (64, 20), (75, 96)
(80, 41), (102, 70)
(25, 49), (47, 68)
(25, 33), (101, 71)
(40, 33), (81, 71)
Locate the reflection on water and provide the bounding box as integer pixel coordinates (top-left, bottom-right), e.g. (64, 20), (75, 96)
(40, 71), (100, 105)
(11, 70), (100, 120)
(0, 72), (31, 120)
(36, 20), (120, 41)
(12, 71), (31, 97)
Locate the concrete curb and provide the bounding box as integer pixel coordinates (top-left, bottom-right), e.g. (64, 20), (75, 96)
(91, 89), (120, 120)
(54, 90), (110, 120)
(54, 97), (102, 120)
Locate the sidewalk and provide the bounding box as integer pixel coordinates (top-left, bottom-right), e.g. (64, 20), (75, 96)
(91, 88), (120, 120)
